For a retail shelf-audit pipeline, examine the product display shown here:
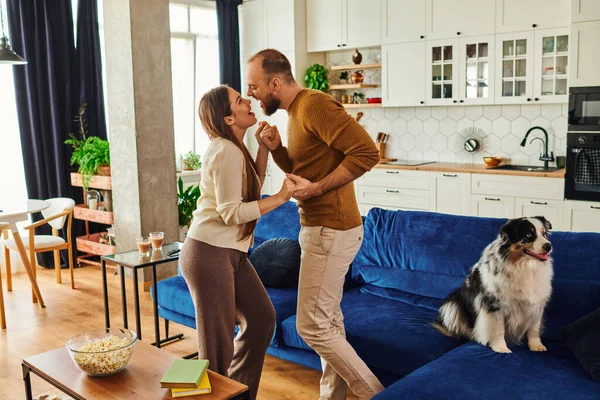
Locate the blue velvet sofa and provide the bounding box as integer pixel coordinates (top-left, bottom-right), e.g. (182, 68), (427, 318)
(155, 201), (600, 399)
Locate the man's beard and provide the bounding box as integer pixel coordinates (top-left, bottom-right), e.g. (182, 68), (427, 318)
(262, 92), (281, 116)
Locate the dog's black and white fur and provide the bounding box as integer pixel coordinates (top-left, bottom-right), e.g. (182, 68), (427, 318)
(433, 217), (554, 353)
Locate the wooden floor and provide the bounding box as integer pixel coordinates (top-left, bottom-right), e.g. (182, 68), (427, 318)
(0, 266), (359, 400)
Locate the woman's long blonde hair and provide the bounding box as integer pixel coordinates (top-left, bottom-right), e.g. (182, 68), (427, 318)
(199, 85), (261, 241)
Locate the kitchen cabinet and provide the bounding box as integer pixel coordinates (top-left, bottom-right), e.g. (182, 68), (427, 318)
(571, 0), (600, 23)
(471, 174), (565, 201)
(382, 0), (426, 44)
(357, 169), (431, 211)
(382, 42), (427, 107)
(471, 194), (515, 218)
(515, 197), (565, 230)
(458, 35), (496, 105)
(430, 172), (471, 216)
(426, 0), (495, 40)
(563, 200), (600, 232)
(495, 0), (570, 33)
(569, 21), (600, 87)
(533, 28), (570, 104)
(307, 0), (381, 52)
(426, 39), (459, 105)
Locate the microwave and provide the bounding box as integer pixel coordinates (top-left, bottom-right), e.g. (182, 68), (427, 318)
(568, 87), (600, 131)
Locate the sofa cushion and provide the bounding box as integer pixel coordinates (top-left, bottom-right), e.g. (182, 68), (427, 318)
(252, 197), (301, 250)
(373, 341), (600, 400)
(154, 278), (298, 347)
(563, 307), (600, 382)
(353, 208), (505, 299)
(249, 238), (301, 288)
(280, 287), (460, 377)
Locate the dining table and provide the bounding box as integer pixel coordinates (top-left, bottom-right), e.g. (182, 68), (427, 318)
(0, 199), (49, 307)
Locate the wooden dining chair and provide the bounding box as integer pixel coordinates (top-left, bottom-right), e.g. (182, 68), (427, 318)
(0, 222), (9, 328)
(4, 198), (76, 293)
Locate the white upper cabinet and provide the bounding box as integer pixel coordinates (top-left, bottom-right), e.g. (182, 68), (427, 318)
(495, 32), (535, 104)
(307, 0), (381, 52)
(345, 0), (382, 48)
(307, 0), (344, 52)
(264, 0), (296, 53)
(496, 0), (570, 33)
(570, 21), (600, 87)
(383, 42), (427, 107)
(458, 35), (496, 105)
(571, 0), (600, 23)
(382, 0), (426, 44)
(533, 28), (569, 104)
(239, 0), (265, 61)
(426, 0), (495, 40)
(426, 39), (459, 105)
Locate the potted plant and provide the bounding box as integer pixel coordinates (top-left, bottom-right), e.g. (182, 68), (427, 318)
(181, 151), (201, 171)
(64, 104), (111, 191)
(339, 70), (349, 84)
(304, 63), (329, 92)
(177, 177), (201, 240)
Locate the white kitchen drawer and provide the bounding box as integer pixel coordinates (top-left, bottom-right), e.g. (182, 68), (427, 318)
(430, 172), (471, 216)
(471, 194), (515, 219)
(471, 174), (565, 201)
(563, 200), (600, 232)
(358, 186), (431, 211)
(360, 169), (430, 190)
(515, 197), (565, 231)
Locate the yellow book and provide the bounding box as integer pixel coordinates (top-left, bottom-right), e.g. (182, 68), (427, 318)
(171, 371), (211, 398)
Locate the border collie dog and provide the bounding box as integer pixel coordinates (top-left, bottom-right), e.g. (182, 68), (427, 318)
(433, 217), (553, 353)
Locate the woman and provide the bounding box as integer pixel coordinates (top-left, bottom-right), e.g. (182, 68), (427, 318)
(180, 85), (294, 400)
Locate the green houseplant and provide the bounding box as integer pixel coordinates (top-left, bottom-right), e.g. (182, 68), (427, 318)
(304, 64), (329, 92)
(181, 151), (202, 171)
(177, 177), (201, 228)
(64, 104), (111, 191)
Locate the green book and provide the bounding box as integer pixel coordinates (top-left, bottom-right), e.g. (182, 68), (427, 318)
(160, 359), (209, 389)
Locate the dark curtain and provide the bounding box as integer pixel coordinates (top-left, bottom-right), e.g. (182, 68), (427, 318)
(216, 0), (243, 92)
(77, 0), (107, 141)
(7, 0), (80, 268)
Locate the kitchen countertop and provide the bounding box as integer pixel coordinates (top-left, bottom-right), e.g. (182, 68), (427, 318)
(374, 162), (566, 178)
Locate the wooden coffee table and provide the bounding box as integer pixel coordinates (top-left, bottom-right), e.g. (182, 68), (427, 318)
(22, 341), (249, 400)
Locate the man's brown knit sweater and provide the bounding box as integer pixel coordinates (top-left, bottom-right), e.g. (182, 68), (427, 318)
(272, 89), (379, 230)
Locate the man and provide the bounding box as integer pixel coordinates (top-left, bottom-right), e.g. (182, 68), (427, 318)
(246, 49), (383, 400)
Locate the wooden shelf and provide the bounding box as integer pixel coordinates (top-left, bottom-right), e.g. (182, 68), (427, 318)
(76, 232), (116, 257)
(74, 204), (114, 225)
(328, 83), (378, 90)
(330, 63), (381, 71)
(343, 103), (382, 108)
(70, 173), (112, 190)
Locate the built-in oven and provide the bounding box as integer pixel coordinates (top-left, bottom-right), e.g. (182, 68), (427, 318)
(565, 87), (600, 201)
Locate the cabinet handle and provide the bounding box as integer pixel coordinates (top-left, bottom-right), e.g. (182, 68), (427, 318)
(420, 35), (425, 39)
(453, 100), (458, 103)
(532, 24), (538, 28)
(385, 171), (399, 174)
(337, 44), (341, 48)
(527, 98), (532, 102)
(530, 201), (548, 205)
(485, 197), (500, 201)
(386, 189), (399, 194)
(534, 98), (540, 101)
(459, 100), (464, 103)
(592, 206), (600, 210)
(457, 31), (461, 35)
(342, 44), (347, 47)
(420, 101), (425, 104)
(443, 174), (458, 178)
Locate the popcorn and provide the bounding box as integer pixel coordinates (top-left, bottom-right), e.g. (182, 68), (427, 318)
(71, 335), (134, 376)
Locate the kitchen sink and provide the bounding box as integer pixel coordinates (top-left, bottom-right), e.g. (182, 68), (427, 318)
(490, 165), (562, 172)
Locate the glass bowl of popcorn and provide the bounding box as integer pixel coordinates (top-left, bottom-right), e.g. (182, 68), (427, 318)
(66, 328), (137, 377)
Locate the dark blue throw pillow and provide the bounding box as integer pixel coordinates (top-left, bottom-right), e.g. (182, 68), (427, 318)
(562, 307), (600, 382)
(249, 238), (301, 288)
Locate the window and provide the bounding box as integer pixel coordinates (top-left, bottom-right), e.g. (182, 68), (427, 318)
(170, 1), (220, 168)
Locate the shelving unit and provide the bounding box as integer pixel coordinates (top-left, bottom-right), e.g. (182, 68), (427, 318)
(343, 103), (382, 109)
(328, 83), (379, 90)
(330, 63), (382, 71)
(70, 172), (116, 267)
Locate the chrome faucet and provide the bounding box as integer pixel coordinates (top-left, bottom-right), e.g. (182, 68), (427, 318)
(520, 126), (554, 169)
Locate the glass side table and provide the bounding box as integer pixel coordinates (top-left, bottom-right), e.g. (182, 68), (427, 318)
(101, 242), (183, 348)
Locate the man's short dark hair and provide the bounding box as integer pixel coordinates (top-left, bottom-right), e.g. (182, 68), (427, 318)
(248, 49), (295, 83)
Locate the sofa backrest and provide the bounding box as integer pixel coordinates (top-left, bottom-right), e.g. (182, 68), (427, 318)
(353, 208), (600, 340)
(253, 198), (301, 249)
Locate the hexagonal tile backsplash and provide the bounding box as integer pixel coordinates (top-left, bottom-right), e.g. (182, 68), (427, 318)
(326, 48), (567, 167)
